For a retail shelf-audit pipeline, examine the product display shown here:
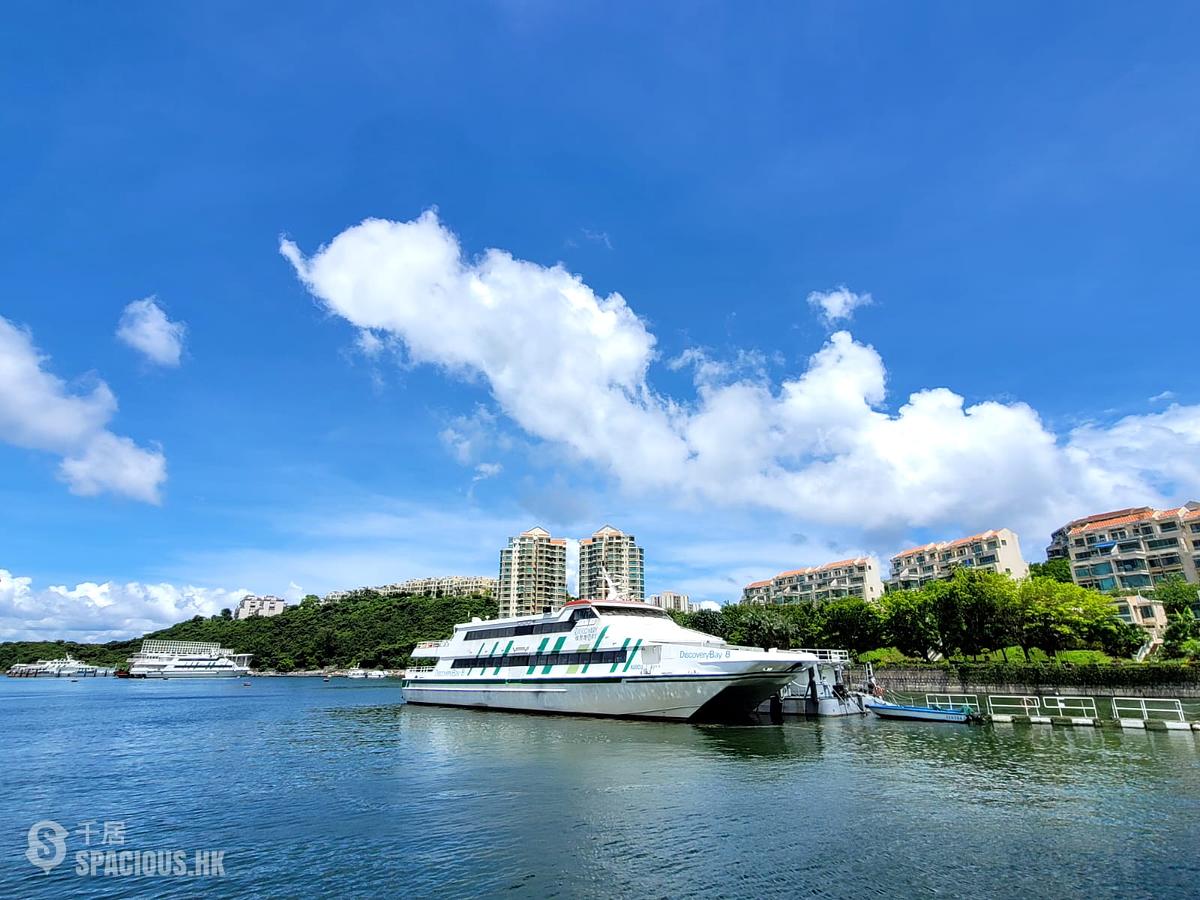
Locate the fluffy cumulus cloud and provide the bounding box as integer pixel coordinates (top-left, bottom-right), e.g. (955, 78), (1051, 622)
(807, 285), (872, 324)
(0, 316), (166, 502)
(116, 296), (186, 366)
(282, 212), (1200, 546)
(0, 569), (249, 642)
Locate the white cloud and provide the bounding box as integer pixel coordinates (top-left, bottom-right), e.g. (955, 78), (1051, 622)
(0, 568), (249, 642)
(439, 405), (504, 465)
(0, 315), (166, 502)
(116, 297), (186, 367)
(1149, 390), (1176, 403)
(807, 285), (872, 324)
(281, 211), (1200, 550)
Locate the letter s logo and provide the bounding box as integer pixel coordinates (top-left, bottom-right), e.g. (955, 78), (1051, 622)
(26, 820), (68, 874)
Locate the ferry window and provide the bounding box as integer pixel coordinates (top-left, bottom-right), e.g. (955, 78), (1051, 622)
(596, 606), (669, 619)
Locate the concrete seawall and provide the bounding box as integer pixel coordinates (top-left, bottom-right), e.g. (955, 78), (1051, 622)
(873, 666), (1200, 698)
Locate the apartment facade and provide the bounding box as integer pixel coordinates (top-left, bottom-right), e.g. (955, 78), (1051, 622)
(498, 526), (569, 618)
(888, 529), (1028, 591)
(578, 525), (646, 602)
(1064, 503), (1200, 593)
(1045, 507), (1151, 560)
(648, 591), (690, 613)
(233, 595), (288, 620)
(741, 557), (884, 605)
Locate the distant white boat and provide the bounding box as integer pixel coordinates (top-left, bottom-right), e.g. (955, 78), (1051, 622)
(126, 640), (252, 679)
(7, 654), (111, 678)
(345, 668), (368, 679)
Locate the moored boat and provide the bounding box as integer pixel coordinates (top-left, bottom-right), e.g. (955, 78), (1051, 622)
(402, 596), (818, 722)
(126, 640), (252, 679)
(868, 701), (975, 723)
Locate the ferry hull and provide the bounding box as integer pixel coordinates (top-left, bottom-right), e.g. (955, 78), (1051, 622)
(402, 671), (797, 721)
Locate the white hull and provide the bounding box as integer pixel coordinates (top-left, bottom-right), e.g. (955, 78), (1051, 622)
(132, 669), (249, 679)
(869, 703), (970, 723)
(404, 672), (798, 721)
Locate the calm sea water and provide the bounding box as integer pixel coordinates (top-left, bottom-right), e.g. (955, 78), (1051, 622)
(2, 678), (1198, 899)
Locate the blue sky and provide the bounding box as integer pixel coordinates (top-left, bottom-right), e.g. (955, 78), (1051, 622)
(2, 3), (1199, 639)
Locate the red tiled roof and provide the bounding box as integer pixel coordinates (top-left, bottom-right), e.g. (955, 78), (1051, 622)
(1066, 505), (1200, 535)
(745, 580), (771, 589)
(893, 531), (1003, 559)
(765, 557), (871, 581)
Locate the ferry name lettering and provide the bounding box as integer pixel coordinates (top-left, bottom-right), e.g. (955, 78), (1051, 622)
(678, 650), (726, 661)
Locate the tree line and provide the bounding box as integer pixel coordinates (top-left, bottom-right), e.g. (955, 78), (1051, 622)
(669, 568), (1186, 662)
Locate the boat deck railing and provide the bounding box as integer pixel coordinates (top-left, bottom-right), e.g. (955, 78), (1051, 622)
(403, 667), (436, 678)
(794, 648), (850, 662)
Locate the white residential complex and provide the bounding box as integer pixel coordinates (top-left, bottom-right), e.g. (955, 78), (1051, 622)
(498, 526), (569, 618)
(578, 525), (646, 602)
(233, 595), (288, 620)
(322, 576), (496, 602)
(1062, 502), (1200, 593)
(648, 591), (691, 613)
(375, 576), (497, 598)
(1045, 507), (1149, 560)
(741, 557), (884, 605)
(888, 529), (1028, 591)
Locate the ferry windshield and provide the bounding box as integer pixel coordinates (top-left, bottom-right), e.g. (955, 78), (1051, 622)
(595, 606), (671, 619)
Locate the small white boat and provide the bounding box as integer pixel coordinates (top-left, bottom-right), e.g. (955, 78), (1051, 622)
(868, 701), (973, 723)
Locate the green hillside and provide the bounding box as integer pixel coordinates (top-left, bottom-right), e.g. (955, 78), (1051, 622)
(0, 591), (497, 673)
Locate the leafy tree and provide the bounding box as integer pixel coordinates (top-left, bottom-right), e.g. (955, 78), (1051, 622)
(1028, 558), (1072, 584)
(1163, 610), (1199, 659)
(684, 609), (725, 639)
(1153, 576), (1200, 616)
(818, 598), (883, 655)
(220, 608), (232, 619)
(880, 590), (939, 661)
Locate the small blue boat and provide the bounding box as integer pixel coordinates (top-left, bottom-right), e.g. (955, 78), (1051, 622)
(868, 701), (973, 723)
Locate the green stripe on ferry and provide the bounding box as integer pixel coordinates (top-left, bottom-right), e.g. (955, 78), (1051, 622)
(610, 637), (631, 673)
(541, 636), (567, 674)
(622, 638), (643, 672)
(468, 643), (485, 674)
(580, 626), (608, 673)
(526, 637), (549, 675)
(494, 640), (513, 675)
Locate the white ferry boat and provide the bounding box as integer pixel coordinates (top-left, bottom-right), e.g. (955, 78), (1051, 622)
(403, 599), (819, 721)
(6, 654), (112, 677)
(126, 640), (252, 679)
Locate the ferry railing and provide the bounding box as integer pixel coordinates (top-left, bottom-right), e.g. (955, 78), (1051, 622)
(988, 695), (1041, 718)
(1111, 697), (1186, 723)
(414, 640), (449, 650)
(795, 648), (850, 662)
(925, 693), (981, 713)
(1040, 696), (1099, 719)
(402, 667), (435, 678)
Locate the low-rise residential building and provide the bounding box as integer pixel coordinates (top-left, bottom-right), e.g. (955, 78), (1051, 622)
(888, 529), (1028, 591)
(498, 526), (569, 618)
(233, 595), (288, 620)
(1113, 595), (1169, 640)
(648, 591), (690, 613)
(375, 576), (497, 598)
(741, 557), (884, 605)
(1064, 502), (1200, 593)
(1046, 507), (1152, 560)
(578, 525), (645, 602)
